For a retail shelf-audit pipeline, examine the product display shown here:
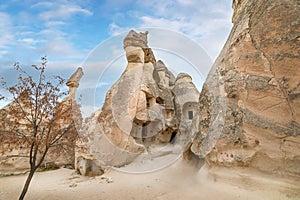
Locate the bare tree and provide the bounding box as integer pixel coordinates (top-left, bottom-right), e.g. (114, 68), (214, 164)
(0, 57), (82, 200)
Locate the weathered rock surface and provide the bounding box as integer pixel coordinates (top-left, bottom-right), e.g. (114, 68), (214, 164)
(190, 0), (300, 175)
(173, 73), (200, 146)
(0, 67), (83, 174)
(81, 30), (201, 169)
(76, 156), (104, 176)
(66, 67), (84, 98)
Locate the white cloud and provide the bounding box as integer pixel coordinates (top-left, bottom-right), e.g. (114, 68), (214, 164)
(38, 29), (65, 37)
(0, 50), (8, 57)
(99, 0), (135, 12)
(19, 38), (39, 45)
(31, 1), (55, 8)
(0, 12), (14, 49)
(0, 2), (93, 64)
(136, 0), (174, 16)
(140, 16), (190, 32)
(46, 60), (83, 73)
(15, 31), (35, 37)
(38, 37), (85, 59)
(176, 0), (196, 6)
(27, 2), (94, 60)
(30, 27), (85, 59)
(117, 0), (234, 60)
(109, 23), (132, 36)
(38, 3), (93, 20)
(45, 21), (66, 27)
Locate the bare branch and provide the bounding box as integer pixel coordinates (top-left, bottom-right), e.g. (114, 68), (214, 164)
(0, 57), (82, 200)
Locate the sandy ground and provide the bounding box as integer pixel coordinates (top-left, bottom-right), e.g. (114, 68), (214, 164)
(1, 158), (300, 200)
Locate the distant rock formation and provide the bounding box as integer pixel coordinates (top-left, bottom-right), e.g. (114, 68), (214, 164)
(190, 0), (300, 175)
(66, 67), (84, 99)
(80, 30), (200, 169)
(0, 67), (83, 174)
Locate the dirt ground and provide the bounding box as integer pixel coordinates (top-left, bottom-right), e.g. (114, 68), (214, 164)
(1, 159), (300, 200)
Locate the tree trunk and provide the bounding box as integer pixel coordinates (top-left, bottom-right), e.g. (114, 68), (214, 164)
(18, 168), (36, 200)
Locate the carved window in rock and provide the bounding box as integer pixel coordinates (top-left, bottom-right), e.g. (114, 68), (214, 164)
(146, 98), (150, 108)
(142, 123), (147, 141)
(165, 109), (173, 119)
(188, 111), (193, 120)
(145, 94), (154, 108)
(156, 97), (165, 105)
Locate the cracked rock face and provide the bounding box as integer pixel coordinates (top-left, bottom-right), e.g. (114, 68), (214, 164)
(83, 30), (200, 168)
(190, 0), (300, 175)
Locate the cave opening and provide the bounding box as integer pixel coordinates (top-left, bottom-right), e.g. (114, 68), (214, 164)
(188, 110), (193, 120)
(169, 131), (177, 144)
(156, 97), (165, 105)
(142, 123), (147, 142)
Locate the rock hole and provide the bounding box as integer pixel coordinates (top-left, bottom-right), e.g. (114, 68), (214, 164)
(142, 123), (147, 142)
(169, 131), (177, 144)
(188, 111), (193, 120)
(156, 97), (164, 105)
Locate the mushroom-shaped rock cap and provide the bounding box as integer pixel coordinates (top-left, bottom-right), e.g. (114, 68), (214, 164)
(154, 60), (168, 72)
(66, 67), (84, 88)
(175, 73), (192, 83)
(123, 30), (148, 49)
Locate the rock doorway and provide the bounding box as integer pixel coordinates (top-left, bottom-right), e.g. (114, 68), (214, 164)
(142, 123), (147, 142)
(169, 131), (177, 144)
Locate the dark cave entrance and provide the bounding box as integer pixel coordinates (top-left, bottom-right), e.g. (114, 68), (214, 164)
(188, 110), (193, 120)
(142, 123), (147, 142)
(169, 131), (177, 144)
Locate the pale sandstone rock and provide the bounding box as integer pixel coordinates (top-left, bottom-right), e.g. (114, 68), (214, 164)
(123, 30), (148, 49)
(124, 46), (145, 64)
(190, 0), (300, 175)
(82, 30), (200, 169)
(66, 67), (84, 98)
(76, 156), (104, 177)
(0, 67), (84, 174)
(173, 73), (200, 147)
(82, 31), (152, 167)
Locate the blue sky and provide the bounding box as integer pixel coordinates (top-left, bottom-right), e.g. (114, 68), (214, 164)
(0, 0), (233, 113)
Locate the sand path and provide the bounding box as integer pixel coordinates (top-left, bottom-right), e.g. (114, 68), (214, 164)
(1, 159), (300, 200)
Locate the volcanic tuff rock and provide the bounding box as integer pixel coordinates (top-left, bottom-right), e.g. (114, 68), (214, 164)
(66, 67), (84, 99)
(0, 68), (83, 174)
(80, 30), (200, 168)
(173, 73), (200, 146)
(190, 0), (300, 175)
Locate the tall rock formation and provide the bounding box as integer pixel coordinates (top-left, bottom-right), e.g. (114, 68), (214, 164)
(173, 73), (200, 145)
(66, 67), (84, 99)
(81, 30), (200, 169)
(190, 0), (300, 175)
(0, 67), (83, 174)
